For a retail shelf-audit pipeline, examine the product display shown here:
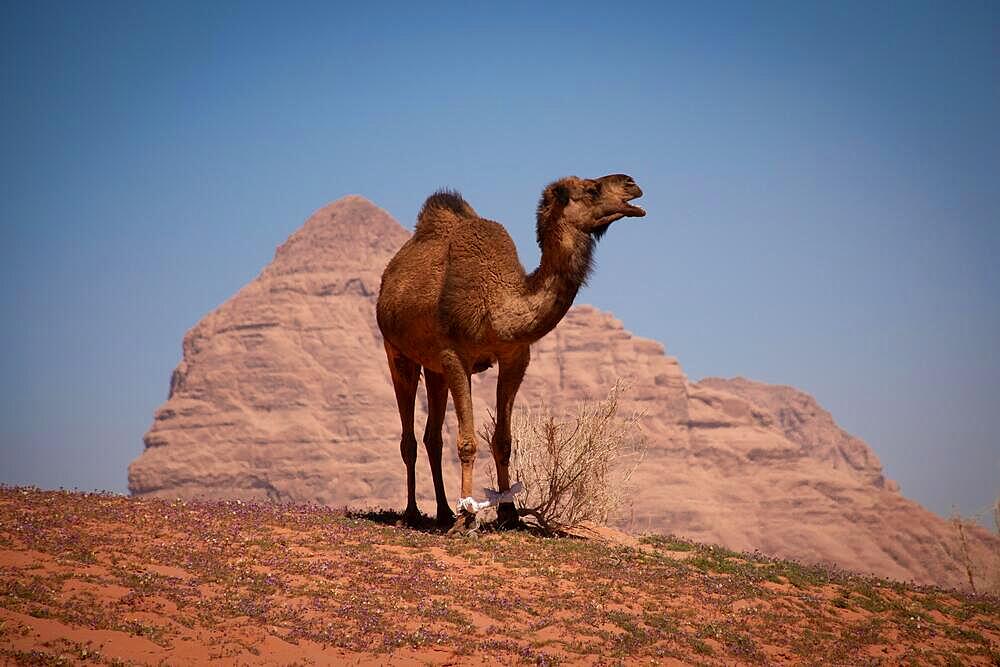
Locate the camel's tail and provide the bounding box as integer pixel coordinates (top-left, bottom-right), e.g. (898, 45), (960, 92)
(414, 190), (477, 236)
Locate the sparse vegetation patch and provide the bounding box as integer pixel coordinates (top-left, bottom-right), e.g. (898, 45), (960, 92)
(0, 486), (997, 665)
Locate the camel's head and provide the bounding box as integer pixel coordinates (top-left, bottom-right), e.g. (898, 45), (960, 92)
(537, 174), (645, 242)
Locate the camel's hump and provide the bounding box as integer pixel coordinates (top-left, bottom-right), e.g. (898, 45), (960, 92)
(414, 190), (477, 236)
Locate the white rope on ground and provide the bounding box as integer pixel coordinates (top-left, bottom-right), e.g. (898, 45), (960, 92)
(457, 481), (524, 514)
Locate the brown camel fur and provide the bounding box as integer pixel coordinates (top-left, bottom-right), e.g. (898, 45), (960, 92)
(376, 174), (645, 529)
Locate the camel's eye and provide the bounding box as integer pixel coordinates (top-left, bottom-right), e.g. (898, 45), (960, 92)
(586, 183), (601, 199)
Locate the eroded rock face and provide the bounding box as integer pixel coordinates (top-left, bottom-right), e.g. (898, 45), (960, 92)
(129, 196), (998, 590)
(130, 196), (410, 506)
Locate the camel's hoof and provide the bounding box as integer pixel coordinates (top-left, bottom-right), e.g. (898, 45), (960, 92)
(397, 507), (422, 528)
(495, 502), (522, 531)
(447, 510), (479, 537)
(436, 508), (457, 526)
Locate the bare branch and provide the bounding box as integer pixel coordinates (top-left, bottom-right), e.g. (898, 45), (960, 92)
(483, 379), (646, 533)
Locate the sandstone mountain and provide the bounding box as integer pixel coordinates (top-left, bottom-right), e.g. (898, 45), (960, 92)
(128, 196), (998, 591)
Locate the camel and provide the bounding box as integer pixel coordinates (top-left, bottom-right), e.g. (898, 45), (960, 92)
(376, 174), (645, 530)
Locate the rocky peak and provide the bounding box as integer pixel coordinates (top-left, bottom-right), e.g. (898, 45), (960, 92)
(264, 195), (408, 284)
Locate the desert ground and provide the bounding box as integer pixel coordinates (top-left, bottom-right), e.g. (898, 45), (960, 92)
(1, 486), (997, 665)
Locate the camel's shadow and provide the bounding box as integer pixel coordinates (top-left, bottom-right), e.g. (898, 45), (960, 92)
(345, 508), (449, 534)
(346, 507), (555, 538)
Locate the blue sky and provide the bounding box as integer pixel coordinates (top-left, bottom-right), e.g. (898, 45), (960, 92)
(2, 1), (997, 524)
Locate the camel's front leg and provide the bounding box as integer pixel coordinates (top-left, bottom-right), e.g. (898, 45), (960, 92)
(492, 348), (529, 527)
(440, 349), (476, 503)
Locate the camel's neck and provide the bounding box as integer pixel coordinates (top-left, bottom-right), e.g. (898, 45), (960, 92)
(509, 221), (595, 343)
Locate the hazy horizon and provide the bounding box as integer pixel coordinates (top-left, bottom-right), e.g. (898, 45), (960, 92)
(2, 2), (997, 526)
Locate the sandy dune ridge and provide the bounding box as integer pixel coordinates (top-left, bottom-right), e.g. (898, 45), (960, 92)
(2, 487), (998, 665)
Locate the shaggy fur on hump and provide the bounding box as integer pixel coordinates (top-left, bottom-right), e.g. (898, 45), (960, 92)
(414, 190), (477, 236)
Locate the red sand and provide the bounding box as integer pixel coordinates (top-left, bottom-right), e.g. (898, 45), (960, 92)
(1, 487), (997, 665)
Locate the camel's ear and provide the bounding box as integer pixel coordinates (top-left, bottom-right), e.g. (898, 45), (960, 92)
(536, 181), (572, 246)
(537, 181), (570, 224)
(545, 182), (569, 207)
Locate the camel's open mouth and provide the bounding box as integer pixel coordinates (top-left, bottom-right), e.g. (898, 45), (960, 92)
(594, 194), (645, 233)
(622, 195), (645, 217)
(621, 189), (645, 217)
(593, 175), (645, 227)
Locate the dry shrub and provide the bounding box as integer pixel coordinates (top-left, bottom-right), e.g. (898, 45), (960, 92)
(948, 492), (1000, 595)
(951, 513), (978, 594)
(482, 381), (645, 533)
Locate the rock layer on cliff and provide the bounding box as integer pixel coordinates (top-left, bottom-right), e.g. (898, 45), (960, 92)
(129, 196), (998, 591)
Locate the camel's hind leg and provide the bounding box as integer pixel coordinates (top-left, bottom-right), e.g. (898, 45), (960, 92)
(492, 348), (529, 528)
(384, 341), (421, 526)
(423, 369), (454, 524)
